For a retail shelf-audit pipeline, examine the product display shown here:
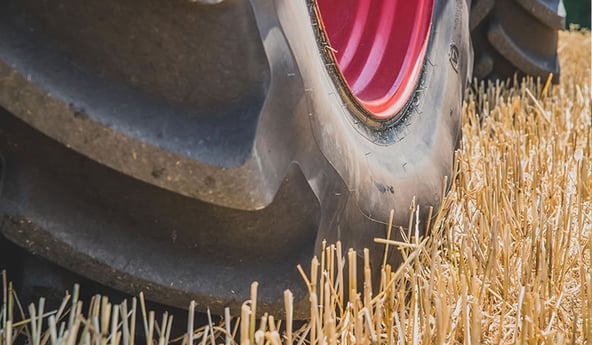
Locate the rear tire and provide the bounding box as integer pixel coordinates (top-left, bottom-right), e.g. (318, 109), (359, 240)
(470, 0), (565, 82)
(0, 0), (473, 314)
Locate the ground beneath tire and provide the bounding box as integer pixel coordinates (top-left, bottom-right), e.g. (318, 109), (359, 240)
(1, 30), (591, 345)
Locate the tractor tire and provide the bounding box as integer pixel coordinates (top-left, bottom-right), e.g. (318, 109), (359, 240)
(470, 0), (565, 82)
(0, 0), (472, 316)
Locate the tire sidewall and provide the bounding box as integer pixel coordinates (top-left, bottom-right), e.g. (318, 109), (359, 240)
(277, 0), (472, 230)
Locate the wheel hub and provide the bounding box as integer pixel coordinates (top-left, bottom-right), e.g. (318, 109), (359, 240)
(316, 0), (434, 120)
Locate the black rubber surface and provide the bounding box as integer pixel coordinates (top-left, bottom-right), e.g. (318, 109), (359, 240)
(470, 0), (564, 82)
(0, 0), (472, 315)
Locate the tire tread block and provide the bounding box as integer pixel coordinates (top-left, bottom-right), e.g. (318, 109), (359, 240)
(470, 0), (563, 82)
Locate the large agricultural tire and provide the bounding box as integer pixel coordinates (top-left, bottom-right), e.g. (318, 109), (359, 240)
(470, 0), (565, 82)
(0, 0), (471, 316)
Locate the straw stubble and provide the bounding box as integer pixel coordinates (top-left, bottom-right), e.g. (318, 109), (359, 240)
(0, 30), (590, 345)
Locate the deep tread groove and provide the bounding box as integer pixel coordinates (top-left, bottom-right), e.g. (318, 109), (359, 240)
(470, 0), (495, 31)
(470, 0), (563, 83)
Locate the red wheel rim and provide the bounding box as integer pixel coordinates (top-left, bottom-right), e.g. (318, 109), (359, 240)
(316, 0), (434, 120)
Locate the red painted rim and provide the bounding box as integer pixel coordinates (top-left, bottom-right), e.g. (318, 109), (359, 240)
(316, 0), (434, 120)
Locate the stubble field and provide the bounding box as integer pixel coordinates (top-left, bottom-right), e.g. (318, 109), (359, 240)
(1, 30), (591, 345)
